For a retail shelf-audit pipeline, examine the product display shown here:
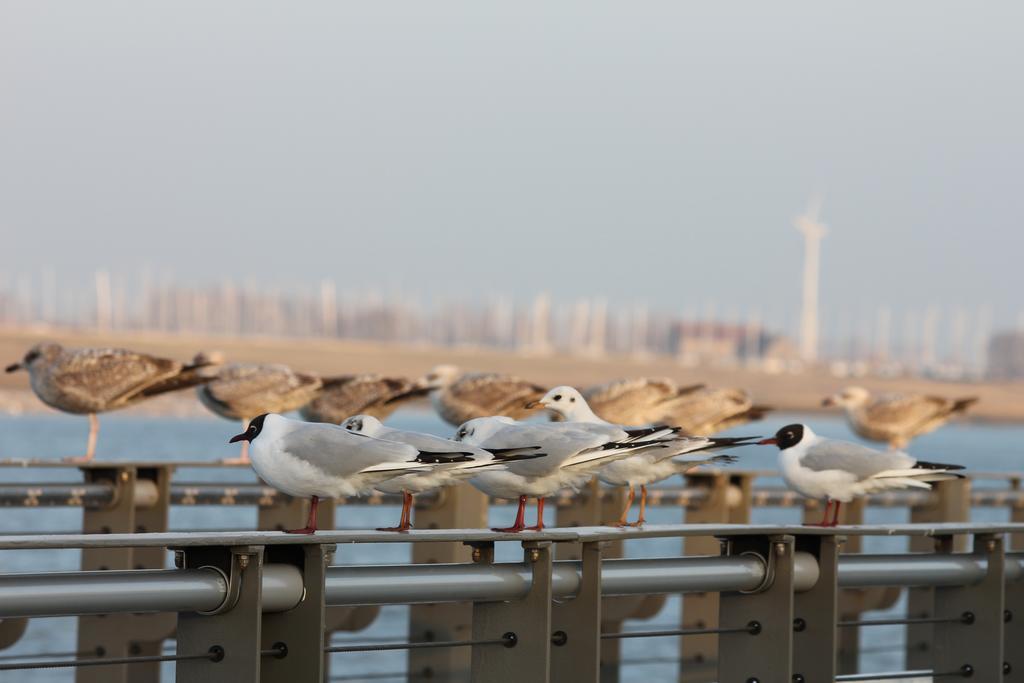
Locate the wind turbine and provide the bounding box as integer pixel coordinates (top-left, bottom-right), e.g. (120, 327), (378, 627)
(795, 199), (827, 363)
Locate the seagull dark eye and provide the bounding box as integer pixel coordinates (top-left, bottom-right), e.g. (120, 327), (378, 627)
(24, 351), (39, 363)
(553, 394), (562, 401)
(570, 397), (576, 403)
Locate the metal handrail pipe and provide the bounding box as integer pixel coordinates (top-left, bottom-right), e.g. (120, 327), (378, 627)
(0, 565), (303, 618)
(321, 554), (818, 606)
(838, 553), (1024, 588)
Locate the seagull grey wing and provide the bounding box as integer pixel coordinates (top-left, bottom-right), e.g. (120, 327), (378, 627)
(301, 375), (415, 423)
(378, 427), (491, 460)
(800, 439), (914, 480)
(279, 423), (420, 476)
(51, 348), (180, 409)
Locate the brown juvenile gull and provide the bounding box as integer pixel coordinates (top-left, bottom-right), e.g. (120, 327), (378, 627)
(583, 379), (770, 435)
(823, 386), (978, 449)
(580, 377), (706, 426)
(5, 342), (214, 461)
(198, 362), (323, 463)
(299, 374), (428, 425)
(423, 365), (547, 427)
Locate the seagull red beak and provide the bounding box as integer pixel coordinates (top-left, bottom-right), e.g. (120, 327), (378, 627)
(229, 432), (249, 443)
(757, 438), (777, 446)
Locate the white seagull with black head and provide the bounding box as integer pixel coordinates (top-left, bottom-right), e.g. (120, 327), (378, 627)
(527, 386), (756, 526)
(758, 423), (965, 526)
(341, 415), (544, 531)
(231, 413), (455, 534)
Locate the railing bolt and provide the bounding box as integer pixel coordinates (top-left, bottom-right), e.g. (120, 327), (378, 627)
(270, 642), (288, 659)
(960, 611), (975, 625)
(986, 539), (996, 552)
(1003, 662), (1012, 675)
(775, 542), (786, 556)
(960, 664), (974, 677)
(792, 617), (806, 632)
(1005, 609), (1013, 623)
(472, 547), (482, 562)
(792, 675), (805, 682)
(746, 678), (760, 683)
(528, 548), (540, 563)
(238, 555), (250, 570)
(747, 620), (762, 635)
(501, 632), (517, 648)
(208, 645), (225, 663)
(551, 630), (568, 646)
(174, 550), (184, 568)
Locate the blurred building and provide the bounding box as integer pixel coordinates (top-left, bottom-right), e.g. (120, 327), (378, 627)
(988, 331), (1024, 379)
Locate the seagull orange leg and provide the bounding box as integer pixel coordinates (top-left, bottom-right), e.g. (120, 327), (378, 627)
(493, 495), (528, 532)
(613, 486), (636, 527)
(526, 497), (546, 531)
(286, 496), (319, 534)
(378, 491), (414, 532)
(626, 485), (648, 527)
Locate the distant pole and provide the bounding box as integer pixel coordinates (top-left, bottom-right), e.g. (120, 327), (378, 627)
(94, 270), (112, 331)
(921, 306), (939, 370)
(795, 200), (827, 363)
(530, 292), (551, 353)
(875, 306), (892, 362)
(320, 279), (337, 337)
(589, 298), (607, 357)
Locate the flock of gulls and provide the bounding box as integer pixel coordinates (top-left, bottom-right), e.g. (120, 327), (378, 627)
(6, 342), (976, 533)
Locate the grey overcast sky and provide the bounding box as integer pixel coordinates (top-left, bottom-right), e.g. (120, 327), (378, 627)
(1, 1), (1022, 325)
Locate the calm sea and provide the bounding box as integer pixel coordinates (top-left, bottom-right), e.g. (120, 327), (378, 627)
(0, 409), (1020, 682)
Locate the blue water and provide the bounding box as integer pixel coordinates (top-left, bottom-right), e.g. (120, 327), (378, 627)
(0, 408), (1021, 681)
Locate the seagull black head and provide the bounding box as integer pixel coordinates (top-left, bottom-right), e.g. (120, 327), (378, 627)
(230, 414), (270, 443)
(757, 424), (805, 450)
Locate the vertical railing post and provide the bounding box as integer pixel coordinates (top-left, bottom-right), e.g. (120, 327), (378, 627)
(906, 479), (970, 669)
(552, 540), (602, 683)
(471, 541), (553, 683)
(792, 534), (839, 683)
(408, 483), (488, 683)
(262, 543), (334, 683)
(717, 534), (795, 683)
(76, 465), (137, 683)
(933, 532), (1005, 678)
(681, 472), (751, 682)
(176, 545), (266, 682)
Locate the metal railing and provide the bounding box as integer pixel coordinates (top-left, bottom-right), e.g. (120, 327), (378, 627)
(0, 525), (1021, 682)
(1, 459), (1024, 681)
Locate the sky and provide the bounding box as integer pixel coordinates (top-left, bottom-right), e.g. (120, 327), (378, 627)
(2, 1), (1023, 329)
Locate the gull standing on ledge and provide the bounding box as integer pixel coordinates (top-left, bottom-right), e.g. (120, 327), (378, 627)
(198, 360), (322, 463)
(455, 416), (677, 532)
(823, 387), (978, 449)
(528, 386), (757, 526)
(424, 365), (547, 426)
(342, 415), (544, 531)
(758, 423), (964, 526)
(231, 413), (453, 534)
(300, 374), (428, 424)
(6, 342), (215, 462)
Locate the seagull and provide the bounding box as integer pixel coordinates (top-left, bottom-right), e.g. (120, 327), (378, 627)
(231, 413), (459, 534)
(528, 386), (756, 526)
(580, 377), (706, 425)
(198, 361), (323, 463)
(757, 423), (965, 526)
(823, 387), (978, 448)
(300, 374), (428, 424)
(583, 379), (769, 434)
(341, 415), (544, 531)
(454, 416), (674, 532)
(423, 365), (547, 427)
(5, 342), (215, 461)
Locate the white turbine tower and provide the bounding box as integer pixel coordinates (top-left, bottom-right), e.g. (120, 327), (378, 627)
(795, 199), (827, 363)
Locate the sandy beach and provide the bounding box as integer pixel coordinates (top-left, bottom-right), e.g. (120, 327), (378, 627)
(2, 327), (1021, 423)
